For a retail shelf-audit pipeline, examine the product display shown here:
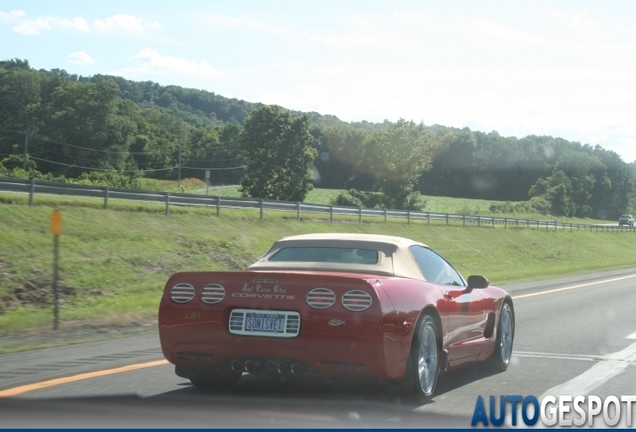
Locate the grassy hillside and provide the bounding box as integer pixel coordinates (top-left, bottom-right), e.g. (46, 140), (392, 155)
(1, 193), (635, 341)
(166, 183), (604, 224)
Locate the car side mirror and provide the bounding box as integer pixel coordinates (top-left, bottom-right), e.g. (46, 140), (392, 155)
(467, 275), (489, 289)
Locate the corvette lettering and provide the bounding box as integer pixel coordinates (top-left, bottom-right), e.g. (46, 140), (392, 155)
(232, 293), (295, 300)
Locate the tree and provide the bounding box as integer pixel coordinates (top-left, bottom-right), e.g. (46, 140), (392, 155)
(360, 119), (435, 210)
(33, 80), (137, 176)
(239, 105), (317, 201)
(312, 126), (370, 189)
(528, 170), (575, 216)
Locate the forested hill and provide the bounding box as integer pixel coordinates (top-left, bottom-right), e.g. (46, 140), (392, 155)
(1, 58), (635, 219)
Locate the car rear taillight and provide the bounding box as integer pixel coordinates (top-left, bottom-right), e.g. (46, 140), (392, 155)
(201, 284), (225, 304)
(341, 290), (373, 311)
(170, 283), (195, 303)
(306, 288), (336, 309)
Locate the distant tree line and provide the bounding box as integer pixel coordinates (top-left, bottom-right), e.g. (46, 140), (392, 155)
(1, 58), (635, 219)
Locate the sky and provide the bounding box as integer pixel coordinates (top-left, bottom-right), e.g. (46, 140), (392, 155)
(2, 0), (636, 162)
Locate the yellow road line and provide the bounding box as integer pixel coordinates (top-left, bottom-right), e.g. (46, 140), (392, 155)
(512, 274), (636, 300)
(0, 359), (169, 398)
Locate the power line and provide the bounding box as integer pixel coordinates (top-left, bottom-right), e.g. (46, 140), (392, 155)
(24, 142), (244, 168)
(182, 166), (246, 171)
(2, 129), (243, 158)
(26, 155), (245, 173)
(28, 156), (177, 173)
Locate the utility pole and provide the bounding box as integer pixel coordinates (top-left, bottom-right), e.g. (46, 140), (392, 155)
(178, 146), (182, 189)
(50, 210), (62, 331)
(23, 131), (29, 170)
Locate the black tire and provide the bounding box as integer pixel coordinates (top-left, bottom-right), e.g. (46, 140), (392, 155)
(411, 314), (440, 402)
(190, 370), (242, 390)
(490, 302), (514, 371)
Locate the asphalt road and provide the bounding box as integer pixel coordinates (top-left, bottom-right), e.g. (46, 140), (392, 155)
(1, 268), (635, 428)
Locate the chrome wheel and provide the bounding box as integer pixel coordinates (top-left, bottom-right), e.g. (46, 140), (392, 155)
(415, 316), (439, 398)
(499, 304), (513, 365)
(490, 301), (515, 371)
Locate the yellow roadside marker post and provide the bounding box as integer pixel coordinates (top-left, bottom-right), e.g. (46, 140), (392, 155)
(50, 210), (62, 330)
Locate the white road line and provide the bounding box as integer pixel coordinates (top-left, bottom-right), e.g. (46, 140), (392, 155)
(627, 331), (636, 340)
(535, 341), (636, 427)
(513, 351), (607, 362)
(512, 274), (636, 300)
(539, 340), (636, 397)
(506, 341), (636, 427)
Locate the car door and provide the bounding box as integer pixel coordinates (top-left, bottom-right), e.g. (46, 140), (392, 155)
(409, 246), (489, 366)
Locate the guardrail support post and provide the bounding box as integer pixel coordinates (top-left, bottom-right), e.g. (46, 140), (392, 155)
(504, 218), (507, 229)
(330, 206), (333, 223)
(492, 217), (495, 228)
(446, 213), (449, 226)
(359, 207), (362, 224)
(104, 186), (109, 210)
(29, 178), (35, 206)
(407, 211), (410, 225)
(165, 192), (170, 216)
(384, 208), (387, 224)
(427, 212), (430, 225)
(297, 202), (301, 221)
(216, 196), (220, 217)
(259, 199), (263, 221)
(478, 216), (481, 227)
(463, 215), (466, 227)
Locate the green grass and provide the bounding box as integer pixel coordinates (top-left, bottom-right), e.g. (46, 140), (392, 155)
(0, 178), (622, 355)
(1, 193), (635, 339)
(198, 186), (606, 225)
(305, 188), (342, 205)
(137, 177), (208, 193)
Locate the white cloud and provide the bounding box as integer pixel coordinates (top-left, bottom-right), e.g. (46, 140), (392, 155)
(6, 12), (160, 35)
(110, 49), (222, 78)
(66, 51), (94, 65)
(94, 14), (162, 32)
(0, 10), (25, 23)
(13, 16), (89, 35)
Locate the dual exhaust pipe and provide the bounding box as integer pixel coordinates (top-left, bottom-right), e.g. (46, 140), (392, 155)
(230, 359), (303, 376)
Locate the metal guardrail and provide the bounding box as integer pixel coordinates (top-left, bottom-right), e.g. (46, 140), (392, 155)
(0, 177), (633, 232)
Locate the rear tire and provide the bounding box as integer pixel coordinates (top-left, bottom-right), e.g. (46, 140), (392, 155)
(411, 314), (440, 402)
(490, 302), (514, 371)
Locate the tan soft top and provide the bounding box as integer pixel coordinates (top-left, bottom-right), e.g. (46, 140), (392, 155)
(247, 233), (427, 280)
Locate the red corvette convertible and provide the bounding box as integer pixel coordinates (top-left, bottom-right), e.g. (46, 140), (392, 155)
(158, 233), (515, 401)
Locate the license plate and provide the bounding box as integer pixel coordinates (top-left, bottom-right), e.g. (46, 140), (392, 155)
(245, 312), (285, 333)
(228, 309), (300, 337)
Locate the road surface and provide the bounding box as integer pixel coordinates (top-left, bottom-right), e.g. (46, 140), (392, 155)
(1, 268), (635, 428)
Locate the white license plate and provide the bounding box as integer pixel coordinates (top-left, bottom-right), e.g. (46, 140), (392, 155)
(229, 309), (300, 337)
(245, 312), (285, 333)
